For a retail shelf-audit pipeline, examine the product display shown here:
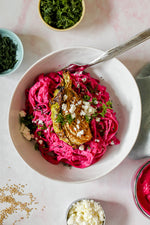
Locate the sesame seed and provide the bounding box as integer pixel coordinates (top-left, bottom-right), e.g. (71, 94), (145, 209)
(0, 183), (45, 224)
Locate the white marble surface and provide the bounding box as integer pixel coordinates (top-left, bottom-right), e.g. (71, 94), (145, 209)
(0, 0), (150, 224)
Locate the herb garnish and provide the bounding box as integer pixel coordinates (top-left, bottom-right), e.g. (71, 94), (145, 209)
(34, 142), (39, 150)
(56, 113), (65, 124)
(65, 114), (74, 124)
(56, 113), (74, 125)
(106, 100), (112, 108)
(0, 34), (18, 72)
(40, 0), (83, 29)
(20, 114), (36, 133)
(99, 104), (107, 118)
(83, 95), (90, 101)
(92, 97), (98, 105)
(85, 115), (90, 123)
(99, 100), (112, 117)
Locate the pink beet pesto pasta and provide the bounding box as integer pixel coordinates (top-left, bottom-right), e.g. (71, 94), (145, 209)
(21, 67), (120, 168)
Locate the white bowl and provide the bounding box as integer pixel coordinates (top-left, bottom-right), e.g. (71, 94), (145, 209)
(9, 47), (141, 183)
(66, 198), (106, 225)
(0, 28), (24, 76)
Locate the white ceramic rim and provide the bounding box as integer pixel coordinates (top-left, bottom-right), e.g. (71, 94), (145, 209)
(8, 46), (142, 183)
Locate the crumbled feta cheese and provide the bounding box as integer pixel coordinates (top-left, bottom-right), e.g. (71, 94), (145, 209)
(19, 110), (26, 117)
(77, 130), (84, 137)
(78, 100), (82, 105)
(38, 119), (44, 125)
(82, 77), (87, 82)
(39, 140), (43, 145)
(93, 99), (98, 104)
(82, 104), (89, 111)
(63, 94), (68, 101)
(80, 110), (86, 116)
(88, 108), (94, 113)
(20, 123), (32, 141)
(69, 104), (76, 113)
(67, 199), (105, 225)
(95, 139), (100, 142)
(81, 101), (97, 117)
(76, 124), (80, 130)
(110, 140), (115, 145)
(79, 145), (84, 151)
(83, 101), (89, 105)
(77, 83), (80, 88)
(71, 113), (76, 119)
(77, 119), (80, 124)
(62, 103), (67, 111)
(96, 117), (101, 122)
(20, 123), (25, 133)
(31, 134), (34, 139)
(74, 127), (77, 131)
(32, 119), (37, 123)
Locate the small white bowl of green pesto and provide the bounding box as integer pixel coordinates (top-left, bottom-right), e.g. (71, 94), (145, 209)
(0, 28), (24, 76)
(38, 0), (85, 31)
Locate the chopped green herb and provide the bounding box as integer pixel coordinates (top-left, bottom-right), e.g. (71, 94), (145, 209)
(106, 100), (112, 108)
(99, 104), (107, 118)
(83, 95), (90, 101)
(65, 114), (74, 124)
(37, 131), (42, 136)
(56, 113), (65, 124)
(41, 124), (47, 130)
(85, 115), (90, 123)
(56, 113), (74, 125)
(0, 34), (18, 72)
(91, 112), (98, 118)
(86, 83), (98, 93)
(34, 142), (39, 150)
(40, 0), (83, 29)
(62, 162), (72, 168)
(20, 114), (36, 132)
(92, 97), (98, 105)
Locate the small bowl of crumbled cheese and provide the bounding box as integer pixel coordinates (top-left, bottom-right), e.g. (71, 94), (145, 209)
(66, 198), (106, 225)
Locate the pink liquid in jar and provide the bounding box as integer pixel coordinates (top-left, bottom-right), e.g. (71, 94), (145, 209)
(133, 161), (150, 218)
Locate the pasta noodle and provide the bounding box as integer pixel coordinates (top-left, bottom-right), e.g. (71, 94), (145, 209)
(21, 66), (120, 168)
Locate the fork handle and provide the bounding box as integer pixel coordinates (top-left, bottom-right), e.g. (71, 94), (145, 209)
(88, 28), (150, 66)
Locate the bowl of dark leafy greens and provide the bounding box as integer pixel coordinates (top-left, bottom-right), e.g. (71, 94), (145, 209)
(38, 0), (85, 31)
(0, 28), (24, 76)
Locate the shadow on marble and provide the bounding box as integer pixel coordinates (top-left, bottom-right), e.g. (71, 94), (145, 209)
(78, 0), (111, 30)
(0, 34), (52, 81)
(120, 59), (148, 77)
(97, 200), (128, 225)
(18, 34), (52, 70)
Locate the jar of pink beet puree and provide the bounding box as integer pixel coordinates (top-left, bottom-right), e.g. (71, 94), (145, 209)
(132, 160), (150, 218)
